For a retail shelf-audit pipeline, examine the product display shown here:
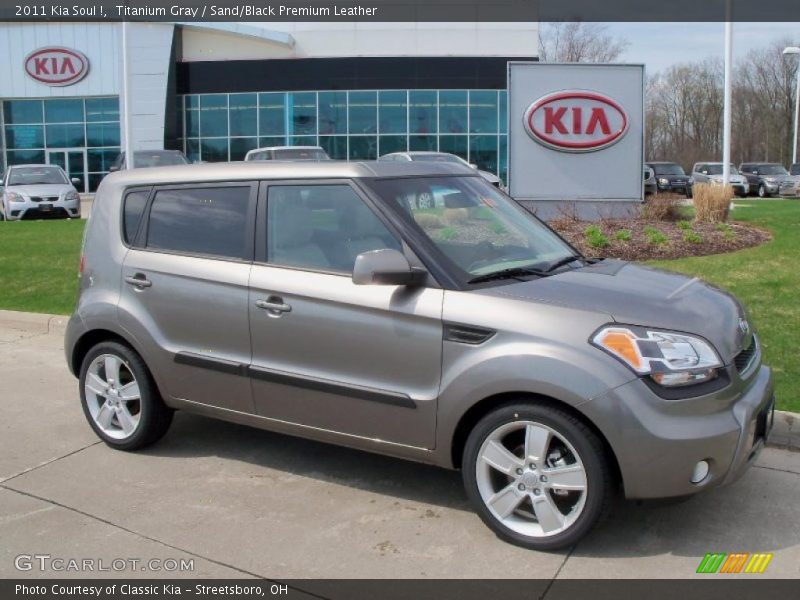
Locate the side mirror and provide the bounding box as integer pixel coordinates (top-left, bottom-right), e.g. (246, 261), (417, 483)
(108, 165), (120, 173)
(70, 177), (82, 187)
(352, 249), (426, 286)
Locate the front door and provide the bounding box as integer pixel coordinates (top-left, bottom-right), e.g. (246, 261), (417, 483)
(248, 181), (444, 449)
(47, 149), (87, 192)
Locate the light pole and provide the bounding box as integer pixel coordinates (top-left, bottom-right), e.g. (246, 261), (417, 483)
(783, 46), (800, 166)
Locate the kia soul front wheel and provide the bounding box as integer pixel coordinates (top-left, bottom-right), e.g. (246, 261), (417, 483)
(79, 341), (173, 450)
(462, 402), (613, 550)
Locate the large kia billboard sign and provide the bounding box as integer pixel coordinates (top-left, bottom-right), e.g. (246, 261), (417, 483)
(508, 63), (645, 216)
(24, 47), (89, 86)
(524, 91), (629, 152)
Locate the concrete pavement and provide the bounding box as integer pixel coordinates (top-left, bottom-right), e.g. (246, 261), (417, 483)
(0, 311), (798, 579)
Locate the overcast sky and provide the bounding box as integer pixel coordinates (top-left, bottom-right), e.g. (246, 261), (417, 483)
(603, 22), (800, 74)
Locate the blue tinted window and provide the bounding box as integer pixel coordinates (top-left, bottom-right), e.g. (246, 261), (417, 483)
(378, 91), (407, 135)
(88, 148), (120, 172)
(439, 90), (467, 134)
(499, 91), (507, 134)
(348, 91), (377, 135)
(85, 98), (119, 122)
(439, 135), (468, 159)
(45, 99), (84, 123)
(46, 124), (85, 147)
(318, 92), (347, 135)
(409, 91), (437, 135)
(7, 149), (46, 165)
(199, 95), (228, 138)
(4, 100), (43, 124)
(230, 137), (258, 161)
(259, 93), (285, 136)
(378, 135), (407, 155)
(349, 136), (377, 160)
(469, 91), (498, 134)
(229, 94), (257, 137)
(288, 92), (316, 136)
(469, 135), (498, 174)
(319, 136), (348, 160)
(87, 122), (120, 147)
(201, 138), (228, 162)
(5, 125), (44, 149)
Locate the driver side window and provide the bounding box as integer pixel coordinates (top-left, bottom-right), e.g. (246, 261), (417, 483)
(266, 184), (402, 274)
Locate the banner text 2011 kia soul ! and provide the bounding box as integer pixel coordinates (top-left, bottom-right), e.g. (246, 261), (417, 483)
(65, 161), (774, 550)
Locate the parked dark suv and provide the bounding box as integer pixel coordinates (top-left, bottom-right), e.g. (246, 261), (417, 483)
(739, 163), (795, 198)
(645, 162), (693, 197)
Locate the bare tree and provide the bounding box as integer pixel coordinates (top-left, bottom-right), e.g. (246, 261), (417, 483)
(539, 22), (629, 63)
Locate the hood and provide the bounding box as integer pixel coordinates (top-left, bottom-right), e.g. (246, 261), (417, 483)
(478, 260), (748, 363)
(7, 184), (73, 197)
(709, 174), (746, 184)
(658, 174), (689, 182)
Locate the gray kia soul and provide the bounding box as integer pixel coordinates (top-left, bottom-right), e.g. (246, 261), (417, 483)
(66, 161), (774, 550)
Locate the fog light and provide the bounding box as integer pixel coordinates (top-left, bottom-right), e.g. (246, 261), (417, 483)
(691, 460), (710, 484)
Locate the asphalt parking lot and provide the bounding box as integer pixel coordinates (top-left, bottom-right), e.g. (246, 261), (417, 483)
(0, 311), (798, 580)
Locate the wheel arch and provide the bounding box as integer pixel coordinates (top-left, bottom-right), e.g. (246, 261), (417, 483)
(71, 328), (140, 377)
(449, 392), (622, 488)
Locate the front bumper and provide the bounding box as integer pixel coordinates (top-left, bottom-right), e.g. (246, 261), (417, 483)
(581, 364), (774, 499)
(5, 197), (80, 220)
(657, 182), (692, 195)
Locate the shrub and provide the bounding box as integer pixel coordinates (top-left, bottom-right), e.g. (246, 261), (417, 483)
(443, 208), (469, 224)
(682, 230), (703, 244)
(413, 213), (443, 229)
(693, 183), (732, 223)
(613, 229), (632, 242)
(439, 227), (458, 240)
(490, 221), (507, 234)
(642, 194), (683, 221)
(644, 225), (668, 245)
(584, 225), (609, 248)
(676, 220), (692, 230)
(471, 206), (494, 221)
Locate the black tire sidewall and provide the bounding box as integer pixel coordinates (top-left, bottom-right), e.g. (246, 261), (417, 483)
(462, 402), (611, 551)
(78, 341), (168, 451)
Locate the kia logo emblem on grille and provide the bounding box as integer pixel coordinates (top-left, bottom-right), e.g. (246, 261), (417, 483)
(739, 319), (750, 335)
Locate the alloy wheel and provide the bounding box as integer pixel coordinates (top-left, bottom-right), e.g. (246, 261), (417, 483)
(84, 354), (142, 439)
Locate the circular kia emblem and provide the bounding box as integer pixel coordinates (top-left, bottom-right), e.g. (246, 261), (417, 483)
(523, 90), (629, 153)
(24, 47), (89, 87)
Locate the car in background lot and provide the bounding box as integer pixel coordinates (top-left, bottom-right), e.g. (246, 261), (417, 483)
(645, 161), (693, 197)
(244, 146), (331, 161)
(739, 163), (795, 198)
(691, 163), (749, 197)
(0, 164), (81, 221)
(109, 150), (190, 172)
(66, 160), (773, 552)
(379, 151), (505, 190)
(644, 166), (657, 195)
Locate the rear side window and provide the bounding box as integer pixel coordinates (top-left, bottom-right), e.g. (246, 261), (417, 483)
(123, 190), (149, 244)
(146, 186), (251, 259)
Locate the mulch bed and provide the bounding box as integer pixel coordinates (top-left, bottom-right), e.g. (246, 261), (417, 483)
(549, 218), (771, 261)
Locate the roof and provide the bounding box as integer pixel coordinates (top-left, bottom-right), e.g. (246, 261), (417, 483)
(100, 160), (477, 189)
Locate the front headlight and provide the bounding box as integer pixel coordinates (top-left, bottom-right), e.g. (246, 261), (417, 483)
(592, 326), (722, 387)
(658, 177), (669, 185)
(5, 192), (25, 203)
(65, 190), (80, 202)
(688, 177), (694, 185)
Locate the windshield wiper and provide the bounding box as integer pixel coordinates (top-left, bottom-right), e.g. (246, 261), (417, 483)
(539, 254), (584, 273)
(468, 266), (548, 285)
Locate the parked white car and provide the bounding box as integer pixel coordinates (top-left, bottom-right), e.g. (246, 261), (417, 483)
(691, 163), (749, 197)
(379, 151), (505, 191)
(0, 164), (81, 221)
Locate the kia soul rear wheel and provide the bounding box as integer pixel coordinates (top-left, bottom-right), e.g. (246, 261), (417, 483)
(79, 341), (173, 450)
(463, 402), (613, 550)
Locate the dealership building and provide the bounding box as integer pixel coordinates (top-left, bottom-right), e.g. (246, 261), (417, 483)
(0, 22), (537, 192)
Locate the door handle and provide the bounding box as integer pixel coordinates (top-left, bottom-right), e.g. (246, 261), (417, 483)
(255, 297), (292, 315)
(124, 274), (152, 289)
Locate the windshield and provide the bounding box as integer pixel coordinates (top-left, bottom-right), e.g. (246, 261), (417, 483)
(273, 148), (329, 160)
(364, 176), (576, 284)
(8, 166), (68, 186)
(703, 164), (739, 175)
(650, 163), (686, 176)
(133, 152), (188, 168)
(758, 165), (789, 175)
(410, 154), (465, 165)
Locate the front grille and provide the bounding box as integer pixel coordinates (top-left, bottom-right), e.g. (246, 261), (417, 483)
(734, 335), (759, 375)
(28, 196), (59, 203)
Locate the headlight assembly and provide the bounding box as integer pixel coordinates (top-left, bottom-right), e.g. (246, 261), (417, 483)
(592, 326), (722, 388)
(658, 177), (669, 185)
(65, 190), (80, 202)
(5, 192), (25, 203)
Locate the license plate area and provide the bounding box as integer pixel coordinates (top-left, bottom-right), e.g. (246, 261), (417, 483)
(39, 204), (53, 212)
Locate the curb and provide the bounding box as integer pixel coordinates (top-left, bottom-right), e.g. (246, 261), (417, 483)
(0, 309), (798, 450)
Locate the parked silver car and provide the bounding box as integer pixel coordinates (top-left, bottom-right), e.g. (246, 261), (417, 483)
(1, 164), (81, 221)
(691, 163), (749, 197)
(244, 146), (331, 161)
(379, 151), (505, 190)
(65, 161), (773, 550)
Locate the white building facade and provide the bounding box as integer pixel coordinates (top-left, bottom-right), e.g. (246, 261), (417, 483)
(0, 22), (538, 191)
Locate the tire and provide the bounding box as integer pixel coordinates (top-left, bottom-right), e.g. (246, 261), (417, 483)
(462, 401), (613, 551)
(758, 184), (769, 198)
(79, 341), (173, 451)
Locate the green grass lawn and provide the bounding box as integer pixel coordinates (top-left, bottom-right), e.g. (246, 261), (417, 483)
(652, 200), (800, 413)
(0, 201), (798, 412)
(0, 219), (85, 315)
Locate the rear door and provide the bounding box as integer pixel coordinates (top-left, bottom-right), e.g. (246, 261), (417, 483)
(247, 180), (443, 448)
(118, 182), (257, 413)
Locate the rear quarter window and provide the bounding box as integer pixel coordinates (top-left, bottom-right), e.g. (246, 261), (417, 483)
(146, 186), (251, 259)
(123, 190), (150, 244)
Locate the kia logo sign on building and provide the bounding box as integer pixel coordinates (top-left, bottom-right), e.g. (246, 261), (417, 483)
(24, 47), (89, 86)
(523, 91), (629, 153)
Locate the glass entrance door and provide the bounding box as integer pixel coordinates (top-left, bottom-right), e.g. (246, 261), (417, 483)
(47, 149), (87, 193)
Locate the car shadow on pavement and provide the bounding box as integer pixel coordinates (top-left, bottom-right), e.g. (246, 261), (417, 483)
(143, 412), (800, 559)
